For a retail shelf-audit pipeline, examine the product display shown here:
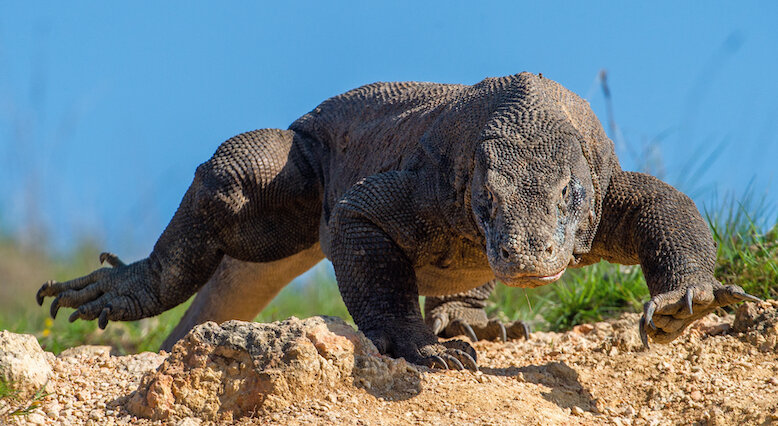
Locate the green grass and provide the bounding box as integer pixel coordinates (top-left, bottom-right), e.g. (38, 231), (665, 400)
(488, 262), (648, 332)
(254, 267), (352, 324)
(707, 194), (778, 300)
(0, 376), (49, 420)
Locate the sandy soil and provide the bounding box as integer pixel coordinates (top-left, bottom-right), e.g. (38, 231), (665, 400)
(8, 301), (778, 425)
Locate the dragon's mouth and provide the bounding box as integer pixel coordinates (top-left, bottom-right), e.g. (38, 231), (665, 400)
(497, 268), (567, 288)
(524, 268), (566, 282)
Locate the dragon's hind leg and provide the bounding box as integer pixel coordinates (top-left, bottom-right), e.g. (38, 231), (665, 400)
(161, 245), (324, 351)
(425, 281), (531, 343)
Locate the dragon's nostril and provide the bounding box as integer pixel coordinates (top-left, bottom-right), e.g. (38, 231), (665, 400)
(545, 245), (554, 256)
(500, 247), (511, 260)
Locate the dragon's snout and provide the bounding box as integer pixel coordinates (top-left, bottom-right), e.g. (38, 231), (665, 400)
(488, 234), (569, 287)
(496, 238), (556, 265)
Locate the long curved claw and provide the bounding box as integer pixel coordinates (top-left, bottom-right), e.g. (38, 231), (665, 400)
(450, 319), (478, 343)
(50, 295), (61, 319)
(436, 340), (478, 371)
(36, 281), (54, 306)
(644, 300), (657, 330)
(462, 323), (478, 343)
(639, 316), (650, 349)
(68, 308), (82, 323)
(443, 354), (465, 370)
(685, 287), (694, 315)
(503, 320), (531, 340)
(730, 289), (762, 303)
(98, 304), (112, 329)
(457, 351), (478, 371)
(428, 355), (448, 370)
(498, 321), (507, 342)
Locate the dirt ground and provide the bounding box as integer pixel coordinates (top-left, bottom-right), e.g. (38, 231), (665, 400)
(9, 301), (778, 425)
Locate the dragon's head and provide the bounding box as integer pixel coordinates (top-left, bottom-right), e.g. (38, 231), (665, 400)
(471, 135), (595, 287)
(469, 73), (607, 287)
(422, 73), (612, 286)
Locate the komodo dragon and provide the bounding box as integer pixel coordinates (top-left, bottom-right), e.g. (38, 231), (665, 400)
(36, 72), (760, 370)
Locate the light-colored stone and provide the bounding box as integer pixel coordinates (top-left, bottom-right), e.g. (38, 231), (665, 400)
(58, 345), (113, 360)
(26, 412), (47, 425)
(126, 316), (421, 421)
(119, 351), (166, 373)
(44, 401), (61, 418)
(0, 331), (53, 398)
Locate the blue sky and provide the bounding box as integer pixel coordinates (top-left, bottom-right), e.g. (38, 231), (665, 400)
(1, 1), (777, 259)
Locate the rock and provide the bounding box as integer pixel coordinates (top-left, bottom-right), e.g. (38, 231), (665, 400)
(26, 411), (47, 425)
(608, 314), (643, 352)
(44, 401), (61, 418)
(733, 301), (778, 351)
(58, 345), (113, 359)
(0, 331), (53, 398)
(119, 351), (166, 373)
(88, 409), (102, 420)
(126, 316), (421, 421)
(572, 324), (594, 335)
(689, 313), (731, 336)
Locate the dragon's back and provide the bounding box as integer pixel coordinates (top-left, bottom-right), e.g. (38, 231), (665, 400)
(290, 80), (468, 204)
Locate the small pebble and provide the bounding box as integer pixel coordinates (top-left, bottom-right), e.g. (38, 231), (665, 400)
(27, 412), (47, 425)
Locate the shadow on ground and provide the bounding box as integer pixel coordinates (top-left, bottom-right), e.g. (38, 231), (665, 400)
(482, 361), (596, 411)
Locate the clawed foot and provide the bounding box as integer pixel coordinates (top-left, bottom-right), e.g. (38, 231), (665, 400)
(431, 317), (531, 342)
(419, 340), (479, 371)
(366, 327), (479, 371)
(426, 303), (530, 342)
(639, 280), (761, 348)
(36, 252), (154, 329)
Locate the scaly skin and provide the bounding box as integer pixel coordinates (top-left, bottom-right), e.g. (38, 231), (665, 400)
(424, 281), (530, 342)
(37, 72), (759, 370)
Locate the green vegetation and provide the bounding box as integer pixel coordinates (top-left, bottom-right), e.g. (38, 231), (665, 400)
(0, 199), (775, 354)
(707, 195), (778, 300)
(490, 261), (648, 332)
(255, 269), (352, 324)
(0, 376), (49, 420)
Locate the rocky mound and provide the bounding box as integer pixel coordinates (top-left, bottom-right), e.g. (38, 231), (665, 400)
(125, 316), (421, 422)
(1, 302), (777, 425)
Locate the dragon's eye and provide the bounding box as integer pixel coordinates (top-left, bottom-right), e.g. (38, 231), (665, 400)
(561, 184), (568, 199)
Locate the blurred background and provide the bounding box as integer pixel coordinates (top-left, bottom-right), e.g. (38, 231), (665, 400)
(1, 1), (776, 353)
